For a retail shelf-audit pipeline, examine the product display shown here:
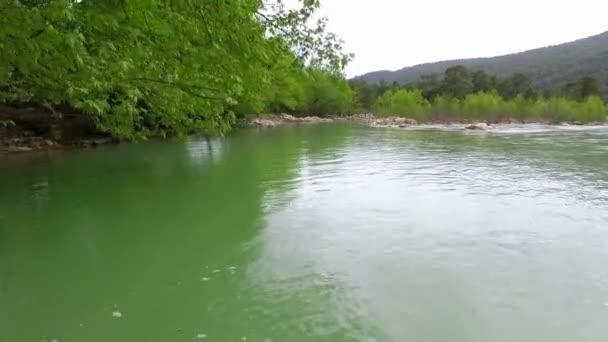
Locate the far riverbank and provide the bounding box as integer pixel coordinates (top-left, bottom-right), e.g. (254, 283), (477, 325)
(2, 108), (606, 154)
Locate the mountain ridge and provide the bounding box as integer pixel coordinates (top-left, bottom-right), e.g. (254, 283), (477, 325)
(354, 31), (608, 94)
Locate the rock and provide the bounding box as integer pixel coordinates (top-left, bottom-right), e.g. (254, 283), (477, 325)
(300, 116), (333, 123)
(401, 118), (418, 125)
(251, 114), (333, 126)
(392, 117), (418, 125)
(45, 139), (55, 146)
(369, 116), (418, 127)
(9, 137), (28, 144)
(279, 113), (298, 122)
(279, 114), (333, 123)
(80, 137), (114, 147)
(253, 119), (276, 128)
(465, 123), (493, 130)
(4, 146), (33, 152)
(347, 113), (376, 123)
(50, 124), (63, 140)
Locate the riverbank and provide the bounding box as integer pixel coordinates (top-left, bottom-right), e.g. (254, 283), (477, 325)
(0, 105), (117, 154)
(2, 106), (606, 153)
(250, 113), (335, 128)
(246, 113), (606, 130)
(249, 113), (420, 128)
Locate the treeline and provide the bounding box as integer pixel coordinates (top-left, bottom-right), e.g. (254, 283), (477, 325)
(350, 65), (607, 123)
(0, 0), (355, 139)
(356, 31), (608, 96)
(373, 89), (606, 123)
(252, 68), (354, 118)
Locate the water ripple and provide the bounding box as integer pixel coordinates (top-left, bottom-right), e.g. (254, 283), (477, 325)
(250, 125), (608, 341)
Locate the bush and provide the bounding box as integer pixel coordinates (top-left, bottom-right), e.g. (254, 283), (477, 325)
(461, 92), (505, 121)
(372, 90), (608, 123)
(373, 89), (430, 121)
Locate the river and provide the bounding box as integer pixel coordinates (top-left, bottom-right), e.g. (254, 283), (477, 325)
(2, 123), (608, 342)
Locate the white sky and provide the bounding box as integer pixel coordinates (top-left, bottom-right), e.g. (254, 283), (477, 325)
(305, 0), (608, 77)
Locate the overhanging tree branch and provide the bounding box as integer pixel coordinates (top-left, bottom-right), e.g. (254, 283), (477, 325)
(131, 78), (224, 101)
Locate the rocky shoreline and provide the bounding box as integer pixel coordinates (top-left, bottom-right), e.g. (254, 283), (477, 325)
(249, 113), (496, 130)
(251, 113), (335, 128)
(0, 137), (116, 153)
(251, 113), (420, 128)
(0, 105), (117, 154)
(2, 108), (591, 154)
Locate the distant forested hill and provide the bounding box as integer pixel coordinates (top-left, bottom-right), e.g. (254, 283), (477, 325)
(355, 31), (608, 95)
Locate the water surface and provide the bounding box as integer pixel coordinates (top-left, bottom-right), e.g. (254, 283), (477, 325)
(2, 124), (608, 341)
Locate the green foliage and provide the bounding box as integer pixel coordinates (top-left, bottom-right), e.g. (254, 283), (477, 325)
(579, 96), (608, 122)
(497, 73), (533, 100)
(542, 96), (608, 123)
(442, 66), (473, 99)
(422, 67), (534, 102)
(418, 74), (443, 101)
(560, 76), (604, 100)
(0, 0), (353, 138)
(234, 62), (355, 117)
(356, 65), (607, 124)
(471, 70), (496, 93)
(460, 91), (505, 121)
(431, 96), (461, 115)
(580, 77), (604, 99)
(349, 79), (379, 111)
(0, 120), (16, 128)
(373, 90), (607, 124)
(353, 66), (541, 110)
(373, 89), (429, 121)
(300, 70), (355, 116)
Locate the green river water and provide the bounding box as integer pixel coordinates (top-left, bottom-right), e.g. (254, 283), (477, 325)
(1, 123), (608, 342)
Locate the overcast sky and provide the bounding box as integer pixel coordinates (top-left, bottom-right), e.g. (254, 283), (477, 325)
(306, 0), (608, 77)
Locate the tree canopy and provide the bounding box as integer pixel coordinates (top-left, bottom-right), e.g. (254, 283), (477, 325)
(352, 65), (607, 124)
(0, 0), (355, 138)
